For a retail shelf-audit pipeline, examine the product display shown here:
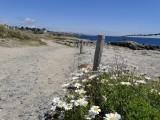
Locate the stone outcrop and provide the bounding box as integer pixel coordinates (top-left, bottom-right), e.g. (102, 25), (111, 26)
(108, 41), (160, 50)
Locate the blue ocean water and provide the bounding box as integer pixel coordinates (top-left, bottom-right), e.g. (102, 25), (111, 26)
(77, 35), (160, 46)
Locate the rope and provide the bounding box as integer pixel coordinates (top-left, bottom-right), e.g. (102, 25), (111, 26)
(130, 86), (160, 111)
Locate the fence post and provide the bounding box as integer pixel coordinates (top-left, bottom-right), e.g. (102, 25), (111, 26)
(76, 41), (79, 48)
(93, 35), (105, 71)
(80, 41), (83, 54)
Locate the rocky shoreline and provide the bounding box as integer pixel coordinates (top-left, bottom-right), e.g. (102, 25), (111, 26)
(108, 41), (160, 50)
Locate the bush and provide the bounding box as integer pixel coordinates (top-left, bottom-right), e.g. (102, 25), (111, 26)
(0, 25), (7, 38)
(46, 66), (160, 120)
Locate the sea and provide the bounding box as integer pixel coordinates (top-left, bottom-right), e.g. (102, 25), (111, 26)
(76, 35), (160, 46)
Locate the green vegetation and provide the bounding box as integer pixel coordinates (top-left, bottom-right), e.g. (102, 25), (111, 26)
(0, 25), (46, 46)
(46, 66), (160, 120)
(39, 33), (82, 41)
(0, 25), (87, 47)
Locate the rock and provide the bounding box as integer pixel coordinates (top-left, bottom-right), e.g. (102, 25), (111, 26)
(108, 41), (160, 50)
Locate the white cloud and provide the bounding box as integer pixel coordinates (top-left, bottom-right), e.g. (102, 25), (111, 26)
(22, 17), (36, 24)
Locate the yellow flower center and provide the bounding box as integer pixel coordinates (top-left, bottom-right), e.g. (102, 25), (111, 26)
(67, 106), (70, 108)
(77, 101), (81, 105)
(109, 117), (115, 120)
(94, 107), (98, 111)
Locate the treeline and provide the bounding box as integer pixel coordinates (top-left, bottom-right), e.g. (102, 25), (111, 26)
(16, 26), (46, 34)
(3, 24), (86, 37)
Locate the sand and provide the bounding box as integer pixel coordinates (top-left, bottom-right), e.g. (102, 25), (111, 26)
(79, 45), (160, 77)
(0, 40), (77, 120)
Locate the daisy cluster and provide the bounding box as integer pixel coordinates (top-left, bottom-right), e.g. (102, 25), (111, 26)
(49, 65), (121, 120)
(48, 64), (160, 119)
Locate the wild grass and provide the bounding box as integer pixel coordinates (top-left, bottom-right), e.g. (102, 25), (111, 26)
(0, 25), (46, 46)
(45, 65), (160, 120)
(40, 33), (85, 41)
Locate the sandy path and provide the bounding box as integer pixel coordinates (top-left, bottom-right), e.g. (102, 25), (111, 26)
(0, 40), (76, 120)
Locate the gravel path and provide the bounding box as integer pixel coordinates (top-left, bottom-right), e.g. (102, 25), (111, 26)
(0, 40), (76, 120)
(80, 45), (160, 77)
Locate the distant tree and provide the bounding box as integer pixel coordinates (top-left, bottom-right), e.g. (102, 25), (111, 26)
(20, 27), (24, 30)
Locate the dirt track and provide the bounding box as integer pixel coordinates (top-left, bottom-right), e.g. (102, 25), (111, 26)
(0, 40), (76, 120)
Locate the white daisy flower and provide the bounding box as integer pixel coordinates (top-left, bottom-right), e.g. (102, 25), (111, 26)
(89, 75), (97, 80)
(62, 83), (70, 88)
(145, 76), (151, 80)
(70, 100), (75, 103)
(74, 98), (88, 107)
(75, 89), (87, 94)
(72, 76), (79, 80)
(87, 84), (91, 87)
(68, 93), (74, 98)
(110, 75), (116, 80)
(120, 82), (131, 86)
(57, 101), (66, 108)
(64, 104), (73, 110)
(90, 106), (101, 115)
(104, 112), (121, 120)
(52, 97), (60, 105)
(82, 79), (88, 83)
(75, 72), (83, 77)
(84, 111), (96, 120)
(74, 83), (81, 88)
(150, 89), (154, 93)
(74, 99), (83, 106)
(136, 80), (146, 84)
(82, 100), (88, 107)
(84, 70), (89, 73)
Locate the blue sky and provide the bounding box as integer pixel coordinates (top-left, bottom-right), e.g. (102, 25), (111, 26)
(0, 0), (160, 35)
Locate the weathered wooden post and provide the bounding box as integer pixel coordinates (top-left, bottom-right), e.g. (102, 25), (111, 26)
(93, 35), (105, 71)
(76, 41), (79, 48)
(80, 41), (83, 54)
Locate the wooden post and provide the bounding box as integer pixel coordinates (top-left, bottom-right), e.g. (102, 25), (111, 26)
(93, 35), (105, 71)
(76, 41), (79, 48)
(80, 41), (83, 54)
